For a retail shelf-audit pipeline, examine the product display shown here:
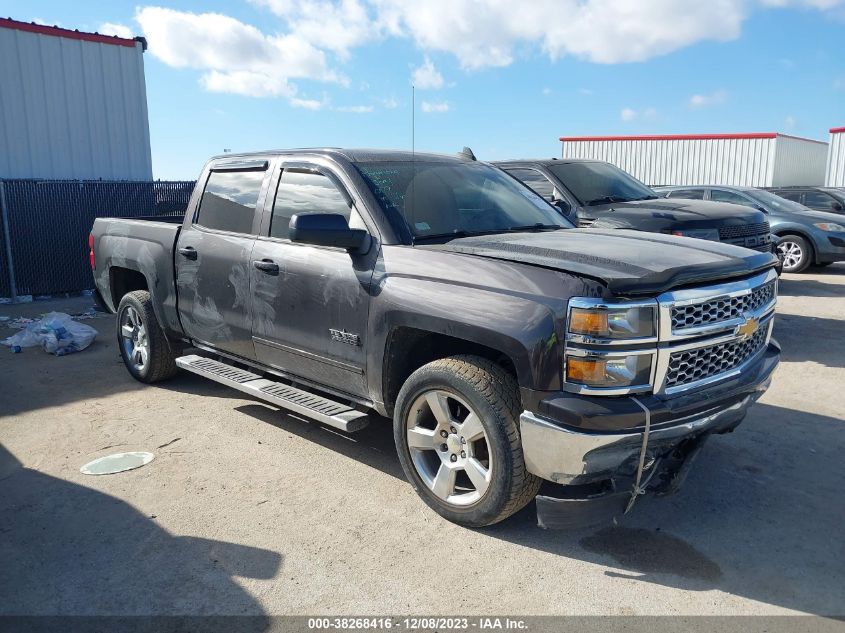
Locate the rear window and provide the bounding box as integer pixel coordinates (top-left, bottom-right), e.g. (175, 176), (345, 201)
(196, 170), (265, 234)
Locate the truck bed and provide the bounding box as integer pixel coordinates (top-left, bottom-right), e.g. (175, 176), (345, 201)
(90, 216), (184, 338)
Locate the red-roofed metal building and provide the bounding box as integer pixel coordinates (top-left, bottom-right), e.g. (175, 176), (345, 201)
(826, 127), (845, 187)
(0, 18), (152, 180)
(559, 132), (828, 187)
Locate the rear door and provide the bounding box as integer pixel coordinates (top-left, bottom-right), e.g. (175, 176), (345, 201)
(248, 159), (377, 398)
(175, 158), (272, 359)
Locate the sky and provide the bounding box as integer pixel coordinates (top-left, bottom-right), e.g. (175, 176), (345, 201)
(3, 0), (844, 179)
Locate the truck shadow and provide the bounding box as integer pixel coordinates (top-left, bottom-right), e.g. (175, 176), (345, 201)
(777, 278), (844, 297)
(0, 443), (282, 621)
(772, 313), (845, 369)
(234, 403), (404, 481)
(234, 398), (844, 615)
(482, 402), (845, 616)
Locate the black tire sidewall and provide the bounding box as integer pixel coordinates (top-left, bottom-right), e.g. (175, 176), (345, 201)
(393, 363), (518, 527)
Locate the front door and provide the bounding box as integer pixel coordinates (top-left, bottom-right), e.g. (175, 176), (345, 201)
(249, 164), (375, 397)
(175, 162), (271, 359)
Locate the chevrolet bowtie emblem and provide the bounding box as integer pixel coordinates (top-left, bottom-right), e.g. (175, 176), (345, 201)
(736, 317), (759, 340)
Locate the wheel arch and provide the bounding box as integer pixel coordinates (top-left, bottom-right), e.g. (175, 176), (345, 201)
(381, 326), (524, 418)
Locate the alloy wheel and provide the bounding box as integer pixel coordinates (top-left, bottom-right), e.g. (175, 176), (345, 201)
(405, 390), (492, 507)
(777, 240), (803, 271)
(120, 306), (149, 371)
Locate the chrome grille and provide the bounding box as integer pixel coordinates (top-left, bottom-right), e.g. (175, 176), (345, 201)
(719, 222), (770, 240)
(671, 281), (776, 331)
(664, 325), (768, 389)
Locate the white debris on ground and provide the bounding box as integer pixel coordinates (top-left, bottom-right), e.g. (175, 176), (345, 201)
(2, 312), (98, 355)
(3, 305), (108, 330)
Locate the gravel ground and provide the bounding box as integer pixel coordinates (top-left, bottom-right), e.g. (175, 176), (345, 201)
(0, 266), (843, 617)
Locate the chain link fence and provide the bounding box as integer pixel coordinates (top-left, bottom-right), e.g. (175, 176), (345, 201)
(0, 179), (195, 300)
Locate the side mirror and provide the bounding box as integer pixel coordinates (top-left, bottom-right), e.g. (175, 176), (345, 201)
(552, 198), (572, 215)
(832, 201), (843, 212)
(289, 213), (371, 254)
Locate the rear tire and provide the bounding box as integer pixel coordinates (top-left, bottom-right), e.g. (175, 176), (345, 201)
(393, 355), (541, 527)
(777, 234), (812, 273)
(117, 290), (178, 383)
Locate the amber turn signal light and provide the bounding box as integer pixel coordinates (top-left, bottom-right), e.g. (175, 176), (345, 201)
(566, 357), (607, 384)
(569, 308), (609, 336)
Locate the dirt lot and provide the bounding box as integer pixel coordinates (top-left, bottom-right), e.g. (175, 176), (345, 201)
(1, 267), (843, 617)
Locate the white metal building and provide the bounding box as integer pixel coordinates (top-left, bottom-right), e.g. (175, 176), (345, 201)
(0, 18), (152, 180)
(826, 127), (845, 187)
(560, 133), (829, 187)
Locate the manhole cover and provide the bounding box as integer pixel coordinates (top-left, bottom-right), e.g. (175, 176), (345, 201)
(80, 452), (154, 475)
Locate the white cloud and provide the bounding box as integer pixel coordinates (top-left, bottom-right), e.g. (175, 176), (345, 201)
(620, 106), (657, 121)
(250, 0), (378, 57)
(135, 7), (343, 103)
(421, 100), (449, 113)
(99, 22), (133, 39)
(336, 104), (374, 113)
(834, 76), (845, 90)
(411, 57), (444, 89)
(542, 87), (552, 95)
(134, 1), (845, 103)
(689, 89), (728, 108)
(785, 115), (798, 129)
(578, 88), (594, 96)
(382, 96), (399, 108)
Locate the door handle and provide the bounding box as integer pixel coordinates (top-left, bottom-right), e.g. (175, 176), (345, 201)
(253, 259), (280, 274)
(178, 246), (198, 260)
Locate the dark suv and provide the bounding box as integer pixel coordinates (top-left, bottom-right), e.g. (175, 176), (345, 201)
(496, 159), (773, 253)
(767, 186), (845, 215)
(657, 185), (845, 273)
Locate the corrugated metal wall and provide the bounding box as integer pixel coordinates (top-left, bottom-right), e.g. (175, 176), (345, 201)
(561, 135), (827, 187)
(826, 130), (845, 187)
(771, 135), (828, 186)
(0, 26), (153, 180)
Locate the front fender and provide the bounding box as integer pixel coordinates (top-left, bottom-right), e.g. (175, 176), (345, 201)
(369, 276), (562, 399)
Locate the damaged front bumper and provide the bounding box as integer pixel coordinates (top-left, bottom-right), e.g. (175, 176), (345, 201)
(519, 341), (779, 527)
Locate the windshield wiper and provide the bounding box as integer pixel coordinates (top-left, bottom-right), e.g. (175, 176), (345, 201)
(630, 195), (659, 201)
(506, 223), (563, 232)
(584, 195), (630, 206)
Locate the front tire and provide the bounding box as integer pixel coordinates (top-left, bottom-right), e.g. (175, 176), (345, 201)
(777, 234), (812, 273)
(117, 290), (178, 383)
(393, 355), (541, 527)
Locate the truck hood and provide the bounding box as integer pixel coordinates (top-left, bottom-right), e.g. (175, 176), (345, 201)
(584, 198), (766, 231)
(428, 229), (777, 296)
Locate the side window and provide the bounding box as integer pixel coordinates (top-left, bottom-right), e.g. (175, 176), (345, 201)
(270, 170), (351, 240)
(774, 190), (803, 203)
(803, 191), (836, 211)
(505, 168), (556, 200)
(196, 170), (265, 234)
(667, 189), (705, 200)
(710, 189), (754, 207)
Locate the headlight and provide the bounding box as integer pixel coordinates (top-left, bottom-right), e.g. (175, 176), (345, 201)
(814, 222), (845, 232)
(565, 352), (653, 389)
(569, 304), (656, 340)
(669, 228), (720, 242)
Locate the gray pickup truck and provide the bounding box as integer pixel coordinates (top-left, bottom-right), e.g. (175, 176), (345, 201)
(90, 149), (781, 528)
